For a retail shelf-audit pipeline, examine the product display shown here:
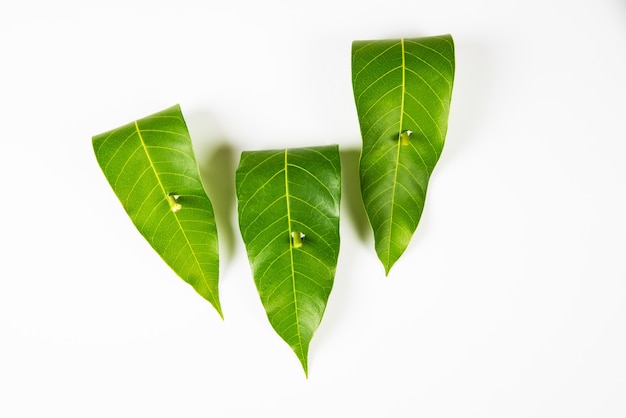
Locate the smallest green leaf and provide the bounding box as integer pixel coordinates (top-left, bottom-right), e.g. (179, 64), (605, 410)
(92, 105), (222, 318)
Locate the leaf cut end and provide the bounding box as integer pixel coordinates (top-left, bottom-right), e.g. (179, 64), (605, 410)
(399, 130), (413, 146)
(167, 194), (182, 213)
(291, 231), (305, 249)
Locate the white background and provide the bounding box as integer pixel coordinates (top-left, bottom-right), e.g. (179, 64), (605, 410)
(1, 0), (625, 416)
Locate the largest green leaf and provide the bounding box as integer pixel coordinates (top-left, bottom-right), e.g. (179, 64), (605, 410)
(92, 105), (222, 318)
(236, 146), (341, 376)
(352, 35), (455, 274)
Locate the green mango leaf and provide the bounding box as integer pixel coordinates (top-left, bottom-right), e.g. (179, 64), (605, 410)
(236, 146), (341, 376)
(352, 35), (455, 275)
(92, 105), (222, 318)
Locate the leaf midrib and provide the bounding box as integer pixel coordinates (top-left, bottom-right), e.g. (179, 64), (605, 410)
(386, 38), (405, 274)
(135, 120), (221, 317)
(284, 148), (306, 375)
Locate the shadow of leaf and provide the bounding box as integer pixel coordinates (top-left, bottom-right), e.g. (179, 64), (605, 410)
(184, 110), (238, 263)
(200, 143), (237, 261)
(340, 147), (370, 242)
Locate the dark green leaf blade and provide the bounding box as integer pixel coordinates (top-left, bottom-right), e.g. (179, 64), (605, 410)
(352, 35), (455, 275)
(92, 105), (222, 317)
(236, 146), (341, 376)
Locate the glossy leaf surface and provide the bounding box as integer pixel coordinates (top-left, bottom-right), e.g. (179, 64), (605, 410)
(352, 35), (455, 274)
(236, 146), (341, 376)
(93, 105), (222, 317)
